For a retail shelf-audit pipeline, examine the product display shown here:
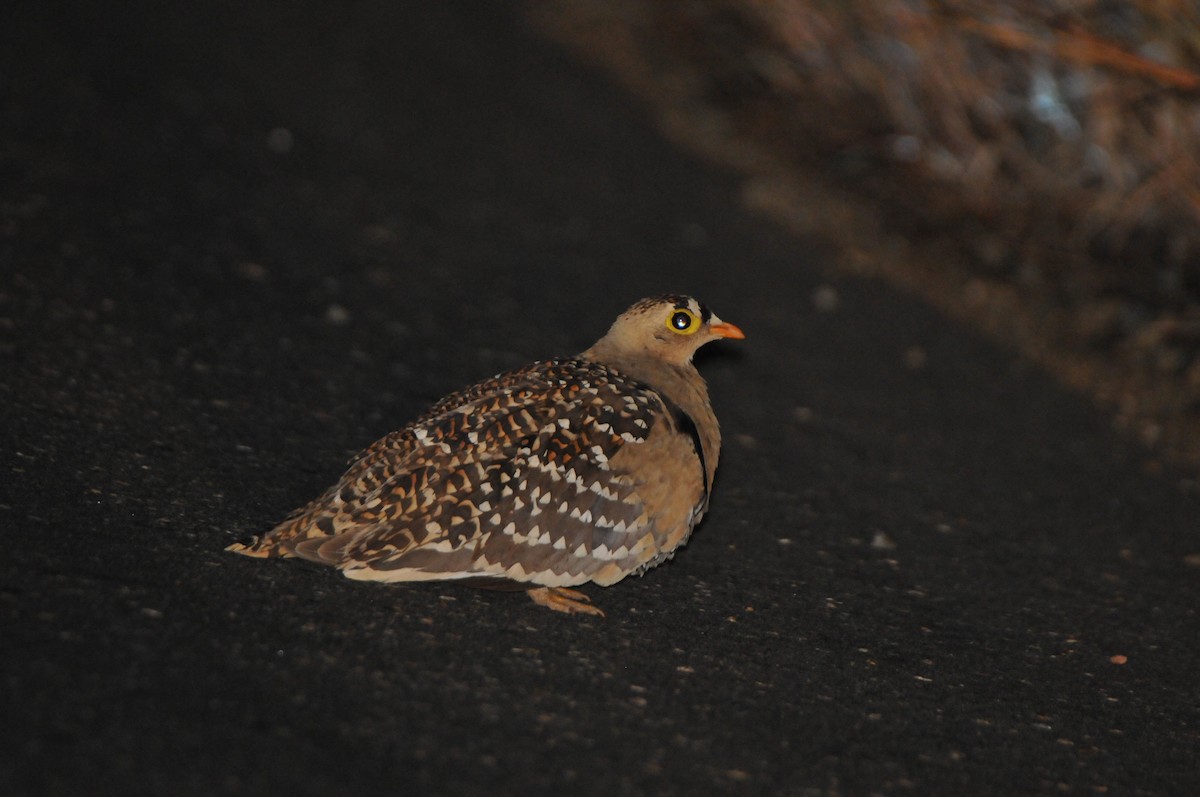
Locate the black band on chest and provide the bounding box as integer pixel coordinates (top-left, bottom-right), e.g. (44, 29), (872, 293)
(663, 400), (709, 501)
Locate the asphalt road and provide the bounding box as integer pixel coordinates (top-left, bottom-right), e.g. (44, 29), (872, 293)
(4, 2), (1199, 795)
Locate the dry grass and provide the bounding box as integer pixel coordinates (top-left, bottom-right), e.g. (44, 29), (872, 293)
(533, 0), (1200, 468)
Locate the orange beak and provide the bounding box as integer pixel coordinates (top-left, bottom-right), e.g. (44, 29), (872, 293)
(710, 320), (746, 340)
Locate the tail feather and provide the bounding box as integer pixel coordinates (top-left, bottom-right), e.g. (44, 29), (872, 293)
(226, 508), (336, 559)
(292, 531), (357, 564)
(225, 536), (274, 558)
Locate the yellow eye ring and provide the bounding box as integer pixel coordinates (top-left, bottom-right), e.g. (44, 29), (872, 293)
(666, 308), (701, 335)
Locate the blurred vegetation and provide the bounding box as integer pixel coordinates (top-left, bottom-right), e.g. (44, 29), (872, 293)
(535, 0), (1200, 465)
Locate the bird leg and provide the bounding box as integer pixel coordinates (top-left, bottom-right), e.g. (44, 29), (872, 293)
(526, 587), (606, 617)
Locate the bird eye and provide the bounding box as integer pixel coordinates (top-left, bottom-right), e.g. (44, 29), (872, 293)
(667, 309), (700, 335)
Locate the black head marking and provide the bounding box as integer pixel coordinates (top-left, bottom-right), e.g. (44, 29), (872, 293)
(631, 294), (712, 324)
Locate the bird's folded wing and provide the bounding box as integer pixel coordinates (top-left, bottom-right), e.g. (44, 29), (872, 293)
(292, 359), (673, 585)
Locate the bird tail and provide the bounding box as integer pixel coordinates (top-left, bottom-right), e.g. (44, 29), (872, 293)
(224, 535), (274, 557)
(226, 503), (335, 558)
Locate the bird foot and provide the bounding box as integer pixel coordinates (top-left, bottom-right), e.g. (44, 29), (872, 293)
(527, 587), (606, 617)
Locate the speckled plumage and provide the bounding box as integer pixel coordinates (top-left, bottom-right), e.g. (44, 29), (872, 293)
(228, 295), (743, 615)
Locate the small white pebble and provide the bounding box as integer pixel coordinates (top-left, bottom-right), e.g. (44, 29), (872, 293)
(325, 304), (351, 326)
(870, 532), (896, 550)
(812, 284), (840, 313)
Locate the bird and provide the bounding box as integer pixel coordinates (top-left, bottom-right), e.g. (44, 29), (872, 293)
(227, 294), (744, 616)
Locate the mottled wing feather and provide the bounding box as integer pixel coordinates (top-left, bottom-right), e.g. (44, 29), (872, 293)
(238, 362), (561, 556)
(282, 358), (686, 588)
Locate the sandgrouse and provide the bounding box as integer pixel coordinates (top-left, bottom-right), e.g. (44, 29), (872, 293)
(227, 295), (744, 615)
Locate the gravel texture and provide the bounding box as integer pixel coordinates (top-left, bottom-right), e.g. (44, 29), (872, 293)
(3, 2), (1199, 795)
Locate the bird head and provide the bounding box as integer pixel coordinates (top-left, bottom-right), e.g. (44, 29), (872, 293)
(591, 295), (745, 367)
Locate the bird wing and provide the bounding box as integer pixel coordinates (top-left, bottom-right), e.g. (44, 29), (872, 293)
(229, 364), (551, 558)
(291, 358), (692, 587)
